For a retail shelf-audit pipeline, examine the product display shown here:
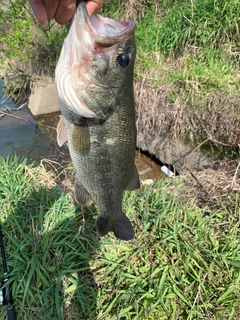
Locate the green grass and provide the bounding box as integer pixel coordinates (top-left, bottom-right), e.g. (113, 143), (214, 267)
(162, 48), (239, 95)
(0, 156), (240, 319)
(156, 0), (239, 56)
(133, 0), (240, 57)
(102, 0), (240, 95)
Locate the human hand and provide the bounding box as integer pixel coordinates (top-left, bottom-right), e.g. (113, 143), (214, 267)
(28, 0), (103, 25)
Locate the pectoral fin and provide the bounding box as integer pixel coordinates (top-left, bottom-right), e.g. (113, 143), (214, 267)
(126, 165), (140, 191)
(57, 116), (68, 147)
(71, 121), (90, 155)
(74, 175), (92, 206)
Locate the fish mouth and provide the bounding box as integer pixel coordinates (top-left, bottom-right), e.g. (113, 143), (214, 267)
(78, 67), (119, 91)
(89, 13), (136, 48)
(76, 2), (136, 48)
(89, 83), (114, 91)
(73, 3), (132, 92)
(88, 81), (120, 92)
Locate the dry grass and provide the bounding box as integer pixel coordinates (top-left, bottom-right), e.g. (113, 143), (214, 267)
(135, 77), (240, 148)
(167, 159), (240, 212)
(134, 72), (240, 174)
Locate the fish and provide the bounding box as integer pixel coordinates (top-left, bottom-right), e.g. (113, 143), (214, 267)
(55, 2), (140, 240)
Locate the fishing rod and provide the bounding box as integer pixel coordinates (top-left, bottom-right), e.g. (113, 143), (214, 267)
(0, 225), (17, 320)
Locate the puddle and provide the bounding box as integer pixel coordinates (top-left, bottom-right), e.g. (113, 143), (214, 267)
(0, 80), (164, 181)
(135, 149), (163, 181)
(0, 81), (59, 163)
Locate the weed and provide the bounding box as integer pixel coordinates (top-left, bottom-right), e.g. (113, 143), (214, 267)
(157, 0), (240, 56)
(162, 48), (239, 94)
(0, 156), (239, 319)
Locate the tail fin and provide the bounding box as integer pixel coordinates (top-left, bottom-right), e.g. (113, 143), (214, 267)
(96, 213), (134, 241)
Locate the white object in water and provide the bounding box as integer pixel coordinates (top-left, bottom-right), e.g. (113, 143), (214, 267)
(161, 165), (174, 177)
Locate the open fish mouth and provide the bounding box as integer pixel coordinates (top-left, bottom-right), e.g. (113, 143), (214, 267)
(55, 2), (136, 118)
(85, 11), (136, 48)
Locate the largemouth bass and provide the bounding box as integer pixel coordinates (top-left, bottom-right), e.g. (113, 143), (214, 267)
(55, 2), (140, 240)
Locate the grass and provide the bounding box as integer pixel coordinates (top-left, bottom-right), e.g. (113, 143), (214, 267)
(0, 156), (240, 319)
(102, 0), (240, 95)
(162, 48), (239, 95)
(155, 0), (239, 56)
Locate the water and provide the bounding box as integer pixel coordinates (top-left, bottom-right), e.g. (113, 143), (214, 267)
(0, 80), (58, 164)
(0, 80), (19, 110)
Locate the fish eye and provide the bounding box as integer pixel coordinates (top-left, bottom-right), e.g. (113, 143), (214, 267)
(116, 53), (130, 68)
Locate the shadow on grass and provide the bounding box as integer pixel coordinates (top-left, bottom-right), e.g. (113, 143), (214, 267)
(0, 183), (100, 320)
(2, 157), (240, 319)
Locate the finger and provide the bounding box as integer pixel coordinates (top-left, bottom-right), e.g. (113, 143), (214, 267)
(43, 0), (60, 21)
(28, 0), (48, 25)
(54, 0), (77, 24)
(86, 0), (103, 16)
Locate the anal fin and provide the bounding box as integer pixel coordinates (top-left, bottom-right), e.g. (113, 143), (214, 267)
(74, 175), (92, 206)
(126, 164), (140, 191)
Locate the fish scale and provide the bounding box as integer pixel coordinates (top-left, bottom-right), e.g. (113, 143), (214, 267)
(56, 2), (140, 240)
(60, 95), (138, 223)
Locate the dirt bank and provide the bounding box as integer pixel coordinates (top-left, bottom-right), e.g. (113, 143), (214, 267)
(135, 78), (240, 171)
